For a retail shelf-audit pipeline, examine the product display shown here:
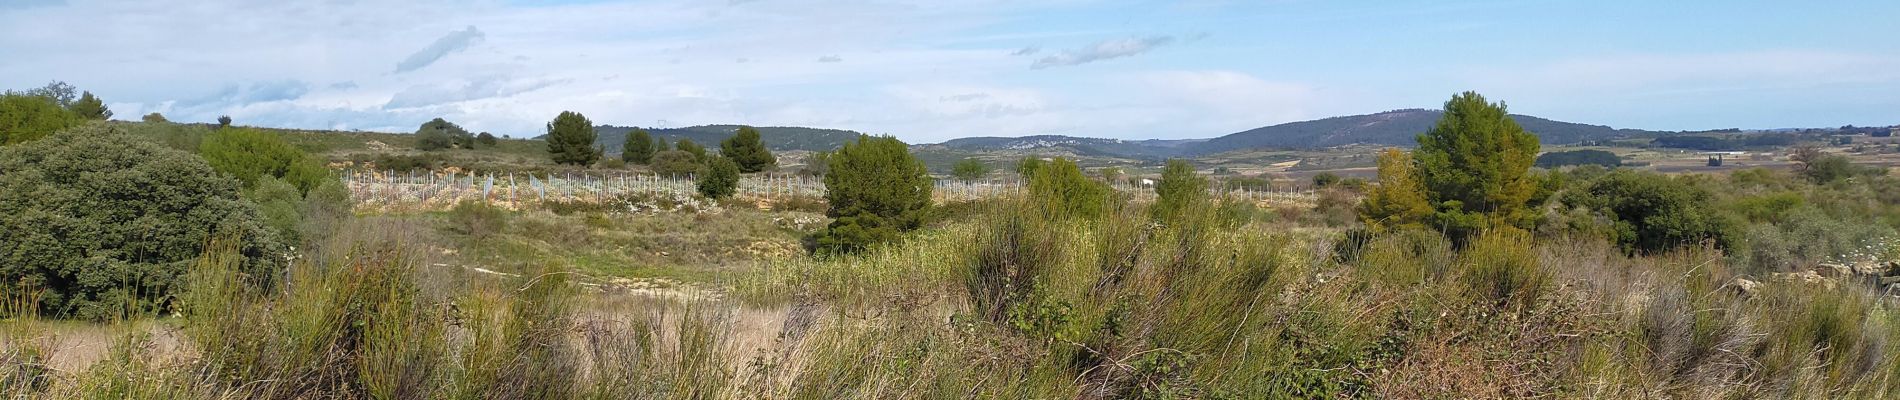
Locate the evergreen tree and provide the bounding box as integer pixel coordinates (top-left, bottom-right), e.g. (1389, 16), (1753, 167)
(142, 112), (168, 123)
(1016, 157), (1046, 179)
(951, 158), (990, 183)
(623, 129), (656, 164)
(476, 132), (498, 147)
(1028, 157), (1112, 219)
(1413, 91), (1541, 238)
(650, 150), (701, 177)
(415, 118), (470, 151)
(545, 111), (602, 166)
(69, 91), (111, 120)
(697, 156), (740, 199)
(721, 126), (776, 172)
(656, 137), (670, 151)
(816, 135), (932, 254)
(1151, 159), (1206, 221)
(217, 115), (233, 129)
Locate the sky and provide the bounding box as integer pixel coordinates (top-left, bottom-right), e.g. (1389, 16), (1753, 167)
(4, 0), (1897, 143)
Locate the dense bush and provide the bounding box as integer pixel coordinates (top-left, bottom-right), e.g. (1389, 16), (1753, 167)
(720, 126), (776, 172)
(545, 111), (602, 166)
(815, 135), (932, 253)
(675, 138), (708, 162)
(1566, 170), (1735, 254)
(650, 150), (702, 177)
(199, 128), (331, 195)
(1359, 149), (1433, 233)
(696, 156), (741, 199)
(1026, 157), (1113, 219)
(952, 158), (989, 183)
(0, 93), (82, 145)
(69, 91), (111, 120)
(415, 118), (472, 151)
(1534, 149), (1622, 168)
(0, 125), (281, 319)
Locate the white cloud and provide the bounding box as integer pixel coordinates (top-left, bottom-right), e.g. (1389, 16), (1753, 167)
(1472, 50), (1900, 96)
(1032, 36), (1175, 69)
(395, 26), (486, 73)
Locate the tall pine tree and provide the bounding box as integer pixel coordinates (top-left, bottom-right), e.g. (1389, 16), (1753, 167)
(1412, 91), (1541, 239)
(623, 129), (655, 164)
(545, 111), (602, 166)
(70, 91), (111, 120)
(721, 126), (776, 172)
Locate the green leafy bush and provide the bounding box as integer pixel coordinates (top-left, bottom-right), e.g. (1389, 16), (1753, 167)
(622, 129), (654, 164)
(415, 118), (473, 151)
(815, 135), (932, 253)
(0, 93), (82, 145)
(1535, 149), (1622, 168)
(0, 125), (282, 319)
(1151, 159), (1206, 222)
(1567, 170), (1736, 254)
(951, 158), (989, 183)
(1027, 157), (1113, 219)
(651, 150), (702, 177)
(1413, 92), (1542, 240)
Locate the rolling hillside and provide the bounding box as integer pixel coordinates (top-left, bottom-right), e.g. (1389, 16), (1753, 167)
(935, 135), (1203, 159)
(1188, 109), (1667, 153)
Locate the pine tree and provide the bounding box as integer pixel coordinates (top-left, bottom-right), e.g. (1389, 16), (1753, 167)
(70, 91), (111, 120)
(1152, 159), (1206, 221)
(721, 126), (776, 172)
(622, 129), (655, 164)
(816, 135), (932, 254)
(676, 138), (707, 161)
(697, 156), (740, 199)
(1412, 91), (1541, 238)
(545, 111), (602, 166)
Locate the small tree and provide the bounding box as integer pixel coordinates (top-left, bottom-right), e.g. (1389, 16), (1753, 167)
(546, 111), (602, 166)
(816, 135), (932, 254)
(476, 132), (497, 147)
(70, 91), (111, 120)
(1358, 149), (1433, 233)
(217, 115), (233, 129)
(697, 156), (740, 199)
(199, 128), (332, 195)
(721, 126), (776, 172)
(951, 158), (990, 183)
(623, 129), (656, 164)
(656, 137), (671, 151)
(142, 112), (168, 123)
(1099, 167), (1124, 185)
(1312, 172), (1342, 188)
(1151, 159), (1206, 221)
(676, 138), (708, 162)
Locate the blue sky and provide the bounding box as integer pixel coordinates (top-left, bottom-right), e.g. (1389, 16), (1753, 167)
(4, 0), (1896, 143)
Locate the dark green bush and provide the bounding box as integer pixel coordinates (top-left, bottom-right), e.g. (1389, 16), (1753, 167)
(720, 126), (775, 172)
(1152, 159), (1206, 222)
(1566, 170), (1736, 254)
(0, 125), (282, 319)
(415, 118), (472, 151)
(0, 93), (82, 145)
(651, 150), (702, 177)
(1534, 149), (1622, 168)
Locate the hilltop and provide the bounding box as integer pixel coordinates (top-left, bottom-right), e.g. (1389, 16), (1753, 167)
(1188, 109), (1668, 152)
(587, 125), (865, 153)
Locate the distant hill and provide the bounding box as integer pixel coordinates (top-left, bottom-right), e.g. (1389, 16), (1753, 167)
(935, 135), (1203, 159)
(1188, 109), (1668, 154)
(581, 125), (866, 153)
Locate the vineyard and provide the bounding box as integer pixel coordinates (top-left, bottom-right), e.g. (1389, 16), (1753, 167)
(341, 169), (1322, 212)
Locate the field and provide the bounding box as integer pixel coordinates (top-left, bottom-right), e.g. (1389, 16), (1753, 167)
(9, 117), (1900, 399)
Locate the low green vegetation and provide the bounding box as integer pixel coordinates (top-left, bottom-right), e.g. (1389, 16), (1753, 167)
(1535, 149), (1622, 168)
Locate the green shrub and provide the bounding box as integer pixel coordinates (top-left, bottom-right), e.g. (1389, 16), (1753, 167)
(1312, 172), (1342, 187)
(1535, 149), (1622, 168)
(650, 150), (701, 177)
(447, 200), (508, 240)
(951, 158), (989, 183)
(815, 135), (932, 254)
(676, 138), (708, 161)
(1567, 170), (1736, 254)
(415, 117), (472, 151)
(0, 92), (82, 145)
(696, 156), (740, 199)
(1458, 230), (1545, 311)
(0, 125), (281, 318)
(1413, 92), (1542, 240)
(199, 128), (331, 195)
(622, 128), (654, 164)
(1027, 157), (1112, 219)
